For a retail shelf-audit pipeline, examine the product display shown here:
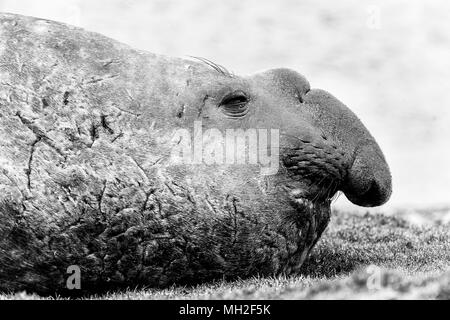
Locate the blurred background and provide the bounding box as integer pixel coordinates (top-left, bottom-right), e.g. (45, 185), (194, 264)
(1, 0), (449, 217)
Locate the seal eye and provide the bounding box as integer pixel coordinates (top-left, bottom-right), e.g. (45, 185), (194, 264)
(219, 91), (249, 118)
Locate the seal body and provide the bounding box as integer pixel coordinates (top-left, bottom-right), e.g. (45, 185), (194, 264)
(0, 13), (391, 295)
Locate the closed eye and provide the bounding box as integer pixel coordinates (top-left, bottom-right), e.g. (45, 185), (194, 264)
(219, 91), (249, 118)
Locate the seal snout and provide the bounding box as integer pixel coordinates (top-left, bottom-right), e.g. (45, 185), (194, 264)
(294, 87), (392, 208)
(342, 143), (392, 207)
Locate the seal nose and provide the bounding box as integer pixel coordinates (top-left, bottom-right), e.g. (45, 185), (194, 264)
(343, 143), (392, 207)
(299, 88), (392, 207)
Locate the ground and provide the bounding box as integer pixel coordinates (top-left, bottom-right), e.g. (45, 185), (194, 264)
(2, 209), (449, 300)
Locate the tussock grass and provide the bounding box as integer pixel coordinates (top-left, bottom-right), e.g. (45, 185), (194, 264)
(2, 210), (449, 300)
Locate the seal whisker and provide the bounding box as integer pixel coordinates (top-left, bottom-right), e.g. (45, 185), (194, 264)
(325, 179), (337, 200)
(188, 56), (234, 78)
(311, 175), (328, 203)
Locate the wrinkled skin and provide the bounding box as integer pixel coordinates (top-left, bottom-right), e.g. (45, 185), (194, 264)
(0, 13), (392, 295)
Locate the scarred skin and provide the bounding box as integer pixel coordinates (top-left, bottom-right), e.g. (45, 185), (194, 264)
(0, 13), (391, 295)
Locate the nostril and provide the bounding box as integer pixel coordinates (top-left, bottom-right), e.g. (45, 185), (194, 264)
(296, 87), (310, 104)
(295, 88), (304, 103)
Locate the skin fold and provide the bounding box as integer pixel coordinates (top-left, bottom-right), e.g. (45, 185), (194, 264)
(0, 13), (391, 295)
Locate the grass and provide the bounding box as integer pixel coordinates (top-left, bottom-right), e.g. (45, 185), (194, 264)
(1, 210), (449, 300)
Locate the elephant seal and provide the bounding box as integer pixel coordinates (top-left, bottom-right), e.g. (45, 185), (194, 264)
(0, 13), (391, 295)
